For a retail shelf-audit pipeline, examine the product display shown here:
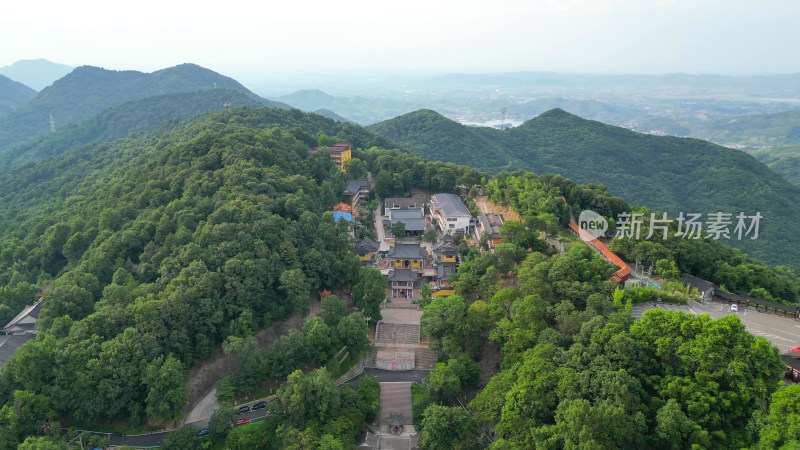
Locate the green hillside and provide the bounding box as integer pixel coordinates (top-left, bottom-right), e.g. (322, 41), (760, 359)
(747, 144), (800, 186)
(0, 63), (288, 151)
(369, 108), (800, 267)
(689, 110), (800, 147)
(0, 74), (36, 117)
(0, 88), (264, 171)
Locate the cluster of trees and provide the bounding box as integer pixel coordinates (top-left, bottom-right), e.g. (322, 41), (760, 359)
(609, 207), (800, 304)
(416, 243), (788, 448)
(217, 295), (372, 400)
(360, 148), (484, 199)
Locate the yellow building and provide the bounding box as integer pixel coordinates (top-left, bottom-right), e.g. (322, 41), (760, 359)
(327, 143), (352, 172)
(307, 142), (352, 172)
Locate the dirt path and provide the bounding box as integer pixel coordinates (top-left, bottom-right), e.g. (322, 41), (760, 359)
(475, 196), (521, 221)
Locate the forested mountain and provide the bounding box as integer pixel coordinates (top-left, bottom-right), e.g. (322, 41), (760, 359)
(0, 105), (485, 446)
(0, 74), (37, 117)
(748, 145), (800, 186)
(0, 63), (288, 151)
(0, 59), (73, 91)
(0, 89), (264, 171)
(369, 108), (800, 267)
(0, 107), (389, 440)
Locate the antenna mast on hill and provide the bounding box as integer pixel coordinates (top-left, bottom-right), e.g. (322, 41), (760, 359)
(49, 115), (56, 133)
(501, 107), (507, 128)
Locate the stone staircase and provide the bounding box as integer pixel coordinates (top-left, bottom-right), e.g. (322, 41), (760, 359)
(414, 348), (438, 369)
(375, 323), (420, 345)
(363, 351), (377, 368)
(380, 382), (413, 426)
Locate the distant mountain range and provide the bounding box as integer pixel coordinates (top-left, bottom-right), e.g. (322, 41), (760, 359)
(0, 58), (74, 91)
(685, 111), (800, 147)
(416, 71), (800, 91)
(0, 74), (36, 117)
(0, 63), (289, 151)
(313, 108), (351, 123)
(369, 108), (800, 267)
(277, 89), (414, 124)
(0, 88), (264, 171)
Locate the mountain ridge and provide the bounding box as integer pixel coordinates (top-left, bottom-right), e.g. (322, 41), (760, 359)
(0, 63), (288, 151)
(0, 88), (267, 171)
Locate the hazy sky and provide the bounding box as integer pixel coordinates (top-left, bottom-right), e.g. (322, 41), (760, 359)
(2, 0), (798, 79)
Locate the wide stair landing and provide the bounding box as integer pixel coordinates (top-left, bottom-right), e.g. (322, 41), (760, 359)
(385, 297), (419, 309)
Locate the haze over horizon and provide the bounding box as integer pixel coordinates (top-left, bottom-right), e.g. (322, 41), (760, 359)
(3, 0), (799, 83)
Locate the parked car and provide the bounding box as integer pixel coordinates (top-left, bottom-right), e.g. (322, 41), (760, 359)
(197, 428), (208, 437)
(237, 405), (251, 414)
(731, 304), (739, 312)
(235, 418), (250, 426)
(252, 401), (267, 410)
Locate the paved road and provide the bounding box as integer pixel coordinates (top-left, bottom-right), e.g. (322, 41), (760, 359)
(105, 404), (275, 447)
(632, 299), (800, 351)
(373, 204), (390, 252)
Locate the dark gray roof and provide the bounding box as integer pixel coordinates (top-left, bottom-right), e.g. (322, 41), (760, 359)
(391, 209), (424, 219)
(679, 275), (715, 292)
(387, 243), (427, 259)
(714, 289), (798, 312)
(344, 179), (371, 196)
(432, 241), (458, 255)
(354, 237), (380, 254)
(0, 334), (34, 370)
(478, 212), (504, 238)
(392, 217), (426, 231)
(385, 197), (424, 210)
(389, 269), (420, 282)
(782, 353), (800, 371)
(3, 300), (43, 333)
(431, 193), (471, 218)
